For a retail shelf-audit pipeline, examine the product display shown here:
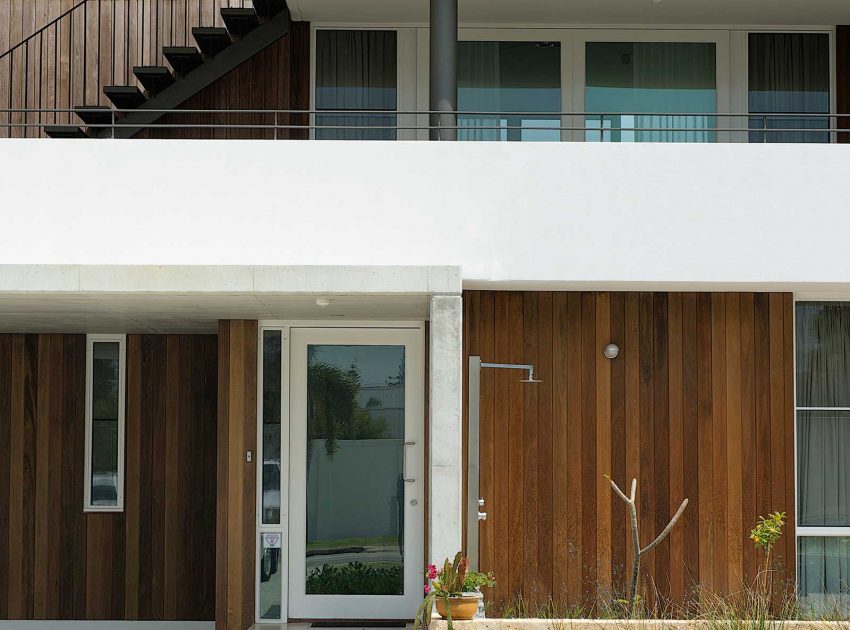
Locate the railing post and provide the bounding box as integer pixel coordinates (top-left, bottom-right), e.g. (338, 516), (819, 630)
(111, 108), (115, 139)
(274, 111), (278, 140)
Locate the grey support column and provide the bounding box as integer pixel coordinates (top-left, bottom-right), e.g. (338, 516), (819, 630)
(429, 0), (457, 141)
(428, 294), (463, 563)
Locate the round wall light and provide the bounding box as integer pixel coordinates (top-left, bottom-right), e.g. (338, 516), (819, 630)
(603, 343), (620, 359)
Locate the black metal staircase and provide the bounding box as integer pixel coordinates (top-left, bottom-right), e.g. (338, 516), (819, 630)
(43, 0), (289, 139)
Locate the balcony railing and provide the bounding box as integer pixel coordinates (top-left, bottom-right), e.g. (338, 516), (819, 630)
(2, 108), (849, 143)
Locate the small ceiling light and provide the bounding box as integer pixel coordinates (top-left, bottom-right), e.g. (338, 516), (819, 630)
(316, 297), (332, 308)
(603, 343), (620, 360)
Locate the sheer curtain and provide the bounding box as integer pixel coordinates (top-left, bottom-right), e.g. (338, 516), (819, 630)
(585, 42), (716, 143)
(315, 30), (397, 140)
(748, 33), (830, 143)
(797, 303), (850, 604)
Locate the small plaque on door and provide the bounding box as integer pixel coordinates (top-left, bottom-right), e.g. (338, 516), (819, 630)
(263, 533), (282, 549)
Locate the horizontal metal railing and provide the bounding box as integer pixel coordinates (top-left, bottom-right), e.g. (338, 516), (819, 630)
(1, 108), (849, 141)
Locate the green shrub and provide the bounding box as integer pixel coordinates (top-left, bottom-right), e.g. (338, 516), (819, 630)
(306, 562), (403, 595)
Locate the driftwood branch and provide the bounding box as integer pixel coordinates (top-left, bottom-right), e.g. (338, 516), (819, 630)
(606, 476), (688, 618)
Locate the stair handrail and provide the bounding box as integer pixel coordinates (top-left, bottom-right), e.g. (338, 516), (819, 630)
(0, 0), (90, 61)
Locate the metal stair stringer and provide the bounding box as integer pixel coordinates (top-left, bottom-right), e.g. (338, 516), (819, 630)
(104, 7), (292, 139)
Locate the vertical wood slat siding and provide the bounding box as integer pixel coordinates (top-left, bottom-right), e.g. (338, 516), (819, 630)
(0, 333), (216, 621)
(0, 0), (258, 137)
(463, 291), (795, 609)
(216, 320), (257, 630)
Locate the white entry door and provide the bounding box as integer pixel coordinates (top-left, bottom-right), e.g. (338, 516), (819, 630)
(288, 327), (424, 619)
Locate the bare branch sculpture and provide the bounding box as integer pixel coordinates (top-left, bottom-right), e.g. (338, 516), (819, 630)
(606, 476), (688, 617)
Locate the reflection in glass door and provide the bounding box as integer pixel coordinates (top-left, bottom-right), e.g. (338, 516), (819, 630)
(288, 327), (423, 620)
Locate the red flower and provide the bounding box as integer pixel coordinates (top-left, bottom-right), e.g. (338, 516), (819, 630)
(424, 584), (431, 595)
(427, 564), (438, 580)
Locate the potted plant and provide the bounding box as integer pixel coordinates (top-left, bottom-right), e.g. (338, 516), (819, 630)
(414, 552), (496, 629)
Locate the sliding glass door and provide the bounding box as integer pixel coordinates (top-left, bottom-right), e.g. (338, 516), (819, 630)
(457, 41), (561, 141)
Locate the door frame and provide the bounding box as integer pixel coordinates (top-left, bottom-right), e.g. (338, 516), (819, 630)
(255, 321), (425, 623)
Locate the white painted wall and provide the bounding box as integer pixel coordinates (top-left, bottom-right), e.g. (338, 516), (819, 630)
(2, 140), (850, 294)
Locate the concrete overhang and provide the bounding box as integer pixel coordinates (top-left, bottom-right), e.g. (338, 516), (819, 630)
(288, 0), (847, 27)
(0, 265), (462, 333)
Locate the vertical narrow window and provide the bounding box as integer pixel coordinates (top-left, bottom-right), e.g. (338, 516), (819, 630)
(584, 41), (717, 142)
(84, 334), (126, 511)
(315, 29), (398, 140)
(749, 33), (830, 143)
(262, 330), (282, 525)
(796, 303), (850, 607)
(457, 41), (561, 142)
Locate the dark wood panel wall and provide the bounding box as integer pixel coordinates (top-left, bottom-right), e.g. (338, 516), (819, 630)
(216, 320), (257, 630)
(463, 291), (795, 609)
(838, 26), (850, 143)
(0, 333), (217, 621)
(138, 21), (311, 140)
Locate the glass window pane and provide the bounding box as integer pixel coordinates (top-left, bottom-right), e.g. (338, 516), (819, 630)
(799, 537), (850, 605)
(798, 411), (850, 527)
(585, 42), (716, 142)
(259, 532), (283, 620)
(305, 344), (405, 595)
(796, 302), (850, 408)
(262, 331), (282, 525)
(458, 41), (561, 141)
(316, 30), (397, 140)
(91, 341), (119, 506)
(748, 33), (830, 143)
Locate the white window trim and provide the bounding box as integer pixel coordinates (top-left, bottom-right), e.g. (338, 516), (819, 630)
(312, 23), (834, 143)
(794, 298), (850, 596)
(83, 334), (126, 513)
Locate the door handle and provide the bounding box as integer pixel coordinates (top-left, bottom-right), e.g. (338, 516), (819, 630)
(403, 441), (416, 483)
(477, 497), (487, 522)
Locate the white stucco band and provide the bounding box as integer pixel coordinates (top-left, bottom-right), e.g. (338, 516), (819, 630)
(428, 294), (464, 565)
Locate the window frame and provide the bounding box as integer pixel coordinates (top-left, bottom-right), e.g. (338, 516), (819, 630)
(794, 300), (850, 600)
(83, 333), (127, 513)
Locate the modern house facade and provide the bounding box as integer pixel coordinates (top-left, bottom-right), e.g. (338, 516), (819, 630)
(0, 0), (850, 628)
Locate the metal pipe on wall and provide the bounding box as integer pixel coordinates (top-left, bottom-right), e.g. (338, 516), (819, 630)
(429, 0), (457, 141)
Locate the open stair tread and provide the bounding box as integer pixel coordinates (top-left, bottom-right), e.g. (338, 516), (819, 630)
(251, 0), (287, 18)
(220, 8), (260, 37)
(103, 85), (147, 110)
(162, 46), (204, 76)
(192, 27), (232, 58)
(133, 65), (176, 94)
(45, 125), (88, 138)
(73, 105), (113, 126)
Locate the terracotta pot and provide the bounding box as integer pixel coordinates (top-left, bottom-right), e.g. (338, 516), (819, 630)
(434, 595), (479, 620)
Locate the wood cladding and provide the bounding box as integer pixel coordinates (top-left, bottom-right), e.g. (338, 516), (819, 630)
(216, 320), (257, 630)
(0, 0), (251, 138)
(0, 333), (217, 621)
(137, 21), (310, 140)
(463, 291), (795, 608)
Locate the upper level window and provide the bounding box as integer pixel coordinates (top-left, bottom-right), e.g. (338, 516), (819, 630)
(84, 334), (126, 511)
(584, 41), (717, 142)
(796, 303), (850, 604)
(315, 30), (397, 140)
(748, 33), (830, 143)
(458, 41), (561, 141)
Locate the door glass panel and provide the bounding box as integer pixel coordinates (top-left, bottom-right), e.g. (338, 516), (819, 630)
(315, 30), (398, 140)
(748, 33), (830, 143)
(305, 344), (405, 595)
(259, 532), (283, 620)
(585, 41), (717, 142)
(458, 41), (561, 141)
(262, 331), (282, 524)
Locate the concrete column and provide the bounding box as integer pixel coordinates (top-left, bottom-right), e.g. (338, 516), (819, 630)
(428, 294), (463, 564)
(429, 0), (457, 141)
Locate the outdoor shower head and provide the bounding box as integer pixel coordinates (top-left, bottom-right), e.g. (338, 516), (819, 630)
(519, 366), (542, 383)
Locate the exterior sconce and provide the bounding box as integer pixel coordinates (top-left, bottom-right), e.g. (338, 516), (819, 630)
(603, 343), (620, 359)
